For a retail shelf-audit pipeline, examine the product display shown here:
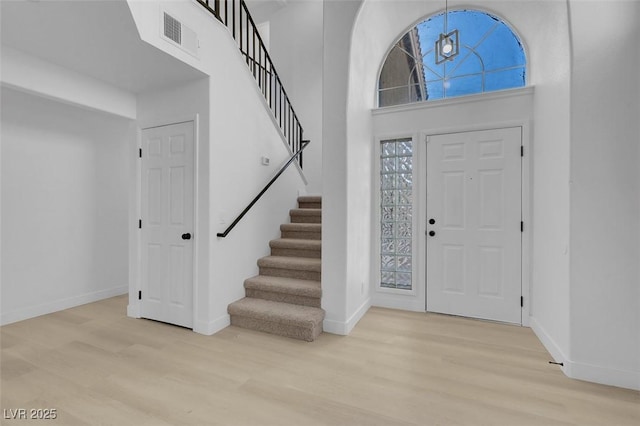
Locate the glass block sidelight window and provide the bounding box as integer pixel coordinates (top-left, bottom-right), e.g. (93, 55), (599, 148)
(380, 138), (413, 290)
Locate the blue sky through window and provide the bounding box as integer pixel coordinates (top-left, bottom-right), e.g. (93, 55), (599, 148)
(378, 10), (526, 105)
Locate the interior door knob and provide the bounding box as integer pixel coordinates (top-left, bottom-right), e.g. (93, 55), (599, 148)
(429, 230), (436, 237)
(429, 218), (436, 225)
(182, 233), (192, 240)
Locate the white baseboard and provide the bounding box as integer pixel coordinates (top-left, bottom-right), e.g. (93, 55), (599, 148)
(529, 316), (569, 364)
(127, 305), (230, 336)
(127, 302), (141, 318)
(193, 314), (230, 336)
(371, 295), (425, 312)
(567, 359), (640, 391)
(1, 285), (128, 326)
(324, 298), (371, 335)
(530, 316), (639, 391)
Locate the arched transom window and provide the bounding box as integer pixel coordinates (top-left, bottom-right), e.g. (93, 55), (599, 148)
(378, 10), (526, 107)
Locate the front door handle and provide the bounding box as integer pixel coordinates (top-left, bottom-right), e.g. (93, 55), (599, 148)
(182, 233), (192, 240)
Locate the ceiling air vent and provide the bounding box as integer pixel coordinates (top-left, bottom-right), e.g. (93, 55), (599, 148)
(162, 11), (199, 58)
(164, 12), (182, 45)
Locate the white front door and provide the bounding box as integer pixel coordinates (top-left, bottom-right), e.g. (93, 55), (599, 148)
(426, 127), (522, 324)
(141, 121), (194, 328)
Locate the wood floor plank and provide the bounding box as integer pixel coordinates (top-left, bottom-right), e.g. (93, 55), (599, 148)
(1, 295), (638, 425)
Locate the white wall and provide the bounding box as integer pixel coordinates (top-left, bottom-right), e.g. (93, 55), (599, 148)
(524, 0), (573, 368)
(128, 0), (309, 334)
(267, 0), (324, 194)
(568, 0), (640, 389)
(1, 87), (133, 324)
(322, 0), (364, 334)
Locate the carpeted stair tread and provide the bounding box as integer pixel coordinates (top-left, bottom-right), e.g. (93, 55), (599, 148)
(257, 256), (321, 272)
(228, 297), (325, 328)
(244, 275), (321, 298)
(290, 208), (321, 216)
(290, 209), (321, 223)
(297, 195), (322, 204)
(269, 238), (321, 252)
(297, 195), (322, 203)
(280, 223), (321, 240)
(297, 196), (322, 210)
(280, 223), (321, 232)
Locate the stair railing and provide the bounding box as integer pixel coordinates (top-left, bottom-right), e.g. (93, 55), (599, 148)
(196, 0), (305, 168)
(217, 140), (310, 238)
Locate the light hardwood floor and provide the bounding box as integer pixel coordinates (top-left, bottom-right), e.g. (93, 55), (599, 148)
(1, 295), (638, 425)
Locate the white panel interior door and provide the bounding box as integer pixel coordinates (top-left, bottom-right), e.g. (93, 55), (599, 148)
(141, 121), (194, 328)
(426, 127), (522, 324)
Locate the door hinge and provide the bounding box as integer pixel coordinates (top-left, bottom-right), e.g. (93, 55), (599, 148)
(139, 148), (142, 158)
(138, 290), (142, 300)
(521, 296), (524, 307)
(521, 221), (524, 232)
(521, 146), (524, 157)
(138, 219), (142, 229)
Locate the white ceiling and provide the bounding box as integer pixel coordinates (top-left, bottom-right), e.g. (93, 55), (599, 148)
(1, 0), (206, 94)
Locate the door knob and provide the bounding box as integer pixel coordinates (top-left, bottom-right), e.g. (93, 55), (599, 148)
(428, 230), (436, 237)
(182, 233), (192, 240)
(429, 218), (436, 225)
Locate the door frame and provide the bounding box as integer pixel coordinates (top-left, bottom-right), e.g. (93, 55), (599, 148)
(418, 120), (531, 326)
(129, 115), (200, 329)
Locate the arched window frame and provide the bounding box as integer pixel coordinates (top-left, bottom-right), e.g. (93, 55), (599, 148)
(377, 9), (527, 108)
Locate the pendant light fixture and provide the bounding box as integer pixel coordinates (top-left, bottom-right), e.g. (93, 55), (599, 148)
(435, 0), (459, 64)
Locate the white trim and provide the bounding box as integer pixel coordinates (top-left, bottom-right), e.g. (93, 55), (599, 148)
(567, 360), (640, 391)
(192, 115), (201, 332)
(133, 117), (199, 330)
(1, 286), (127, 326)
(531, 316), (640, 390)
(372, 133), (421, 298)
(371, 295), (425, 312)
(323, 298), (371, 335)
(138, 115), (199, 134)
(417, 132), (428, 310)
(127, 302), (141, 318)
(373, 87), (535, 116)
(530, 316), (569, 366)
(194, 314), (230, 336)
(520, 122), (532, 326)
(129, 126), (143, 320)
